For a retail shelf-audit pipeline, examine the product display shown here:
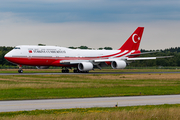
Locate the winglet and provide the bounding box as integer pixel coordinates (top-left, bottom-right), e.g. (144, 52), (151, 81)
(119, 27), (144, 50)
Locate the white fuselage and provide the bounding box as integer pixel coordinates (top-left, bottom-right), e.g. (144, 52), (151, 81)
(5, 45), (136, 67)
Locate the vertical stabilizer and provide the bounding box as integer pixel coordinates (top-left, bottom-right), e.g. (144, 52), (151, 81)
(119, 27), (144, 50)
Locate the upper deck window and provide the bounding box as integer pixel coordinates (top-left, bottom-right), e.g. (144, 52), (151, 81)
(14, 47), (20, 49)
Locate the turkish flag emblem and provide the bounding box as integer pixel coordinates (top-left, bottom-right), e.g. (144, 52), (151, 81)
(29, 50), (32, 53)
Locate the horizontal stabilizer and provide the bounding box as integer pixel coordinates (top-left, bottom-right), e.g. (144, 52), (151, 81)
(128, 51), (156, 56)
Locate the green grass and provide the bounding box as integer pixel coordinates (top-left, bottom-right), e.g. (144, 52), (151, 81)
(0, 86), (180, 100)
(1, 68), (180, 73)
(0, 104), (178, 117)
(1, 72), (180, 119)
(0, 74), (180, 100)
(1, 104), (180, 120)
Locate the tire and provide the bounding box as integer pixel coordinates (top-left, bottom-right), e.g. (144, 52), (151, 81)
(73, 70), (78, 73)
(18, 69), (23, 73)
(62, 70), (69, 73)
(66, 70), (69, 73)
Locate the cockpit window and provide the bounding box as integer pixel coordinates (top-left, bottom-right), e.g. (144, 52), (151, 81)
(14, 47), (21, 49)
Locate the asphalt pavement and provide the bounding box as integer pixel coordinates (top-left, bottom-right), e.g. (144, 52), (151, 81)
(0, 95), (180, 112)
(1, 71), (180, 75)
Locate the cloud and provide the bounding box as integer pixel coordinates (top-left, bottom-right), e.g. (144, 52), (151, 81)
(0, 0), (180, 23)
(0, 21), (180, 50)
(0, 0), (180, 50)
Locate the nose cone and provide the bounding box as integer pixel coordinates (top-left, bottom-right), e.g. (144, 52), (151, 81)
(4, 52), (12, 60)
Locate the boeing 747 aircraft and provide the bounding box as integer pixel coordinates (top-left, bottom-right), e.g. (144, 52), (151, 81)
(4, 27), (170, 73)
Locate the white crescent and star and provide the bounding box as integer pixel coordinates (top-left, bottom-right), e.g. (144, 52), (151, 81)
(132, 34), (140, 43)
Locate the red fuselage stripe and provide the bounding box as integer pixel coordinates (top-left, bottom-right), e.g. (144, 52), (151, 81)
(101, 51), (123, 57)
(115, 51), (131, 58)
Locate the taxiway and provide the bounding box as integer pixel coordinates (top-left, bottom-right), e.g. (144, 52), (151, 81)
(1, 71), (180, 75)
(0, 95), (180, 112)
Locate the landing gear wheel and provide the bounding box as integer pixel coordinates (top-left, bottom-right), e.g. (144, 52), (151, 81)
(81, 71), (89, 73)
(73, 69), (89, 73)
(73, 69), (79, 73)
(18, 69), (23, 73)
(18, 65), (23, 73)
(62, 69), (69, 73)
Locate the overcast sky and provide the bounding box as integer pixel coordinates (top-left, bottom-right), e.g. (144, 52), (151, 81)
(0, 0), (180, 50)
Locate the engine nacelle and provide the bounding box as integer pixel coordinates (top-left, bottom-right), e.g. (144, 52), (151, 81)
(78, 62), (93, 71)
(111, 60), (126, 69)
(36, 66), (49, 69)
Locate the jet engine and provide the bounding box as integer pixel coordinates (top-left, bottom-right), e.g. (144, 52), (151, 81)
(111, 60), (126, 69)
(78, 62), (93, 71)
(36, 66), (49, 69)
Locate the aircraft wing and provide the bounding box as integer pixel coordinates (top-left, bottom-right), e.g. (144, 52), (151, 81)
(60, 56), (172, 65)
(94, 56), (172, 62)
(60, 58), (125, 64)
(60, 60), (90, 64)
(60, 58), (123, 65)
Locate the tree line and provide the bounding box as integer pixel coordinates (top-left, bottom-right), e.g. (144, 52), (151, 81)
(68, 46), (113, 50)
(1, 46), (180, 67)
(0, 46), (14, 66)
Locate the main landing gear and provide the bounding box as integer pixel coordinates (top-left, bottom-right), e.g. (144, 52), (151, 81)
(62, 69), (69, 73)
(16, 66), (89, 73)
(73, 69), (89, 73)
(61, 67), (70, 73)
(61, 67), (89, 73)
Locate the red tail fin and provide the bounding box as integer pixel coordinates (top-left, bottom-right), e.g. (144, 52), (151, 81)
(119, 27), (144, 50)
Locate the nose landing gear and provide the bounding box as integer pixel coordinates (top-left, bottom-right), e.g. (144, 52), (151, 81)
(18, 65), (23, 73)
(18, 69), (23, 73)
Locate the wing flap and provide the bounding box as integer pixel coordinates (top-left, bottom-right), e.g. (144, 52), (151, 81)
(94, 58), (121, 62)
(127, 57), (156, 61)
(60, 60), (90, 64)
(127, 56), (172, 61)
(59, 56), (172, 65)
